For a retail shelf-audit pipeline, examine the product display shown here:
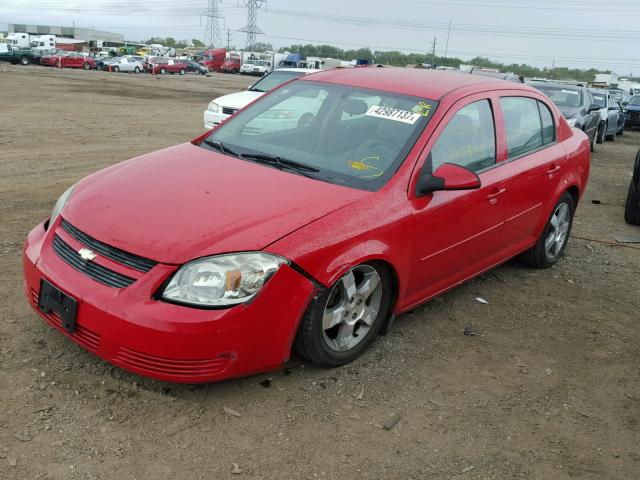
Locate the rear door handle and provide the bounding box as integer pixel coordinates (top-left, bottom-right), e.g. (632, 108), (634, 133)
(546, 165), (561, 175)
(486, 187), (507, 204)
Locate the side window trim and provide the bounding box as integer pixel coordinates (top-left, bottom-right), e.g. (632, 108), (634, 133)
(537, 99), (557, 145)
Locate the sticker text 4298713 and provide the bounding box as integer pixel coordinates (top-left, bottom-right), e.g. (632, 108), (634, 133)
(365, 106), (422, 125)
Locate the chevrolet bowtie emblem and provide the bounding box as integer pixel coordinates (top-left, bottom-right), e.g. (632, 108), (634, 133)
(78, 248), (97, 261)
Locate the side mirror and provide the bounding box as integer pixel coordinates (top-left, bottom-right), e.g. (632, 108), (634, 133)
(588, 104), (602, 112)
(416, 163), (481, 197)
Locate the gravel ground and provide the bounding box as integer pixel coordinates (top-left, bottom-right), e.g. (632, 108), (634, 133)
(0, 64), (639, 480)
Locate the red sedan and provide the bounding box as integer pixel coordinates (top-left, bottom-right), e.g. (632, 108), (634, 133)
(40, 51), (95, 70)
(151, 59), (188, 75)
(23, 68), (589, 383)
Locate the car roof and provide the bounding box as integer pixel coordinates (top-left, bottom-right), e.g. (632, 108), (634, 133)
(298, 67), (519, 99)
(529, 81), (583, 91)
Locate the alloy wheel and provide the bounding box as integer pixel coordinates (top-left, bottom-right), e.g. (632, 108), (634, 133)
(322, 265), (383, 352)
(545, 203), (570, 259)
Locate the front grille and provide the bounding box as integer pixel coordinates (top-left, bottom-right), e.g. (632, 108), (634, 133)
(222, 106), (238, 115)
(60, 220), (157, 272)
(52, 235), (135, 288)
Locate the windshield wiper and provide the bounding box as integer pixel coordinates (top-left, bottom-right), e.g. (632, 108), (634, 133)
(248, 87), (265, 92)
(203, 139), (242, 158)
(241, 153), (320, 176)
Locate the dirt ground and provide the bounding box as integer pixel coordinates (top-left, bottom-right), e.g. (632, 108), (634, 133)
(1, 64), (639, 480)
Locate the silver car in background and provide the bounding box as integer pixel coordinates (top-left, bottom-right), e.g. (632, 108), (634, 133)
(591, 89), (621, 143)
(110, 56), (145, 73)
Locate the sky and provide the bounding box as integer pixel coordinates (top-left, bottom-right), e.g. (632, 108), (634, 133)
(1, 0), (639, 75)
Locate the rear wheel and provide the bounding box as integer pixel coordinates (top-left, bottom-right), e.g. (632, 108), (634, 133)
(160, 67), (166, 74)
(625, 181), (640, 225)
(179, 68), (185, 75)
(20, 55), (30, 65)
(294, 262), (392, 367)
(520, 192), (575, 268)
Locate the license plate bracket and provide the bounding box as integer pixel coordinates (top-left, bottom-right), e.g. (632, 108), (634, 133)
(38, 280), (78, 333)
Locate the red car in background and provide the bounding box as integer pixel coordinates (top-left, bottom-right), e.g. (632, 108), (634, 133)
(40, 51), (95, 70)
(23, 68), (590, 383)
(151, 59), (188, 75)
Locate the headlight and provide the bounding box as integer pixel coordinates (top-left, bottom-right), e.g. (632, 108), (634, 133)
(208, 101), (221, 113)
(161, 253), (289, 307)
(566, 118), (577, 127)
(50, 184), (76, 226)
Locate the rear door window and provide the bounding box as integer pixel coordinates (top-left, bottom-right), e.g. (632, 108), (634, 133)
(500, 97), (545, 158)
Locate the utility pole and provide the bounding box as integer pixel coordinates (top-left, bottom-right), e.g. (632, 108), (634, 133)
(239, 0), (265, 50)
(444, 20), (451, 64)
(430, 37), (437, 68)
(203, 0), (223, 48)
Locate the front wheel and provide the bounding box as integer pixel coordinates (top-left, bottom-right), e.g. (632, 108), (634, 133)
(113, 65), (119, 72)
(597, 122), (606, 144)
(160, 68), (166, 74)
(589, 128), (596, 152)
(134, 66), (140, 73)
(20, 56), (30, 65)
(294, 262), (393, 367)
(179, 68), (185, 75)
(625, 181), (640, 225)
(520, 192), (575, 268)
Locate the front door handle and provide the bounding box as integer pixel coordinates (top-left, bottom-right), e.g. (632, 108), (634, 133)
(486, 187), (507, 204)
(546, 165), (561, 175)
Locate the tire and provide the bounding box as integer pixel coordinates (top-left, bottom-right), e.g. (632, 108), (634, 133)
(83, 62), (90, 70)
(520, 192), (575, 269)
(294, 262), (393, 367)
(597, 122), (606, 144)
(619, 125), (624, 136)
(134, 66), (140, 73)
(113, 66), (119, 72)
(624, 181), (640, 225)
(160, 68), (166, 74)
(20, 56), (30, 65)
(589, 128), (596, 153)
(179, 69), (185, 75)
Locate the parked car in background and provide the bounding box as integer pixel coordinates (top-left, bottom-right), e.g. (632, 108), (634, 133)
(470, 69), (522, 83)
(239, 59), (256, 74)
(24, 68), (590, 383)
(182, 59), (208, 75)
(0, 43), (35, 65)
(109, 56), (145, 73)
(151, 59), (188, 75)
(249, 60), (272, 76)
(590, 89), (621, 142)
(626, 149), (640, 225)
(614, 102), (626, 136)
(221, 56), (241, 73)
(609, 88), (631, 106)
(203, 68), (318, 129)
(530, 81), (600, 152)
(96, 56), (118, 71)
(40, 51), (95, 70)
(623, 95), (640, 129)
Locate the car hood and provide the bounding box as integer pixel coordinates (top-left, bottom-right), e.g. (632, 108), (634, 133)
(63, 143), (367, 264)
(213, 90), (264, 109)
(558, 106), (582, 119)
(625, 104), (640, 111)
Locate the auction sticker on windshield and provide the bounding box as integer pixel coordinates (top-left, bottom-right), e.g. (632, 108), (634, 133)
(365, 106), (421, 124)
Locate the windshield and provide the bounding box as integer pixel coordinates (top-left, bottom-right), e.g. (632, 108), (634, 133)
(536, 86), (582, 108)
(629, 96), (640, 106)
(201, 80), (438, 191)
(250, 70), (306, 92)
(591, 93), (606, 107)
(256, 60), (269, 66)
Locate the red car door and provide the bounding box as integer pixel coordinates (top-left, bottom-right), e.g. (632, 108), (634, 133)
(496, 95), (565, 252)
(406, 93), (512, 307)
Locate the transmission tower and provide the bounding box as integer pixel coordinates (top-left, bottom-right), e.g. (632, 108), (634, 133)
(239, 0), (265, 50)
(203, 0), (223, 48)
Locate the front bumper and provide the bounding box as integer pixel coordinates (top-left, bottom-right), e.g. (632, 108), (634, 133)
(23, 219), (316, 383)
(203, 109), (229, 129)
